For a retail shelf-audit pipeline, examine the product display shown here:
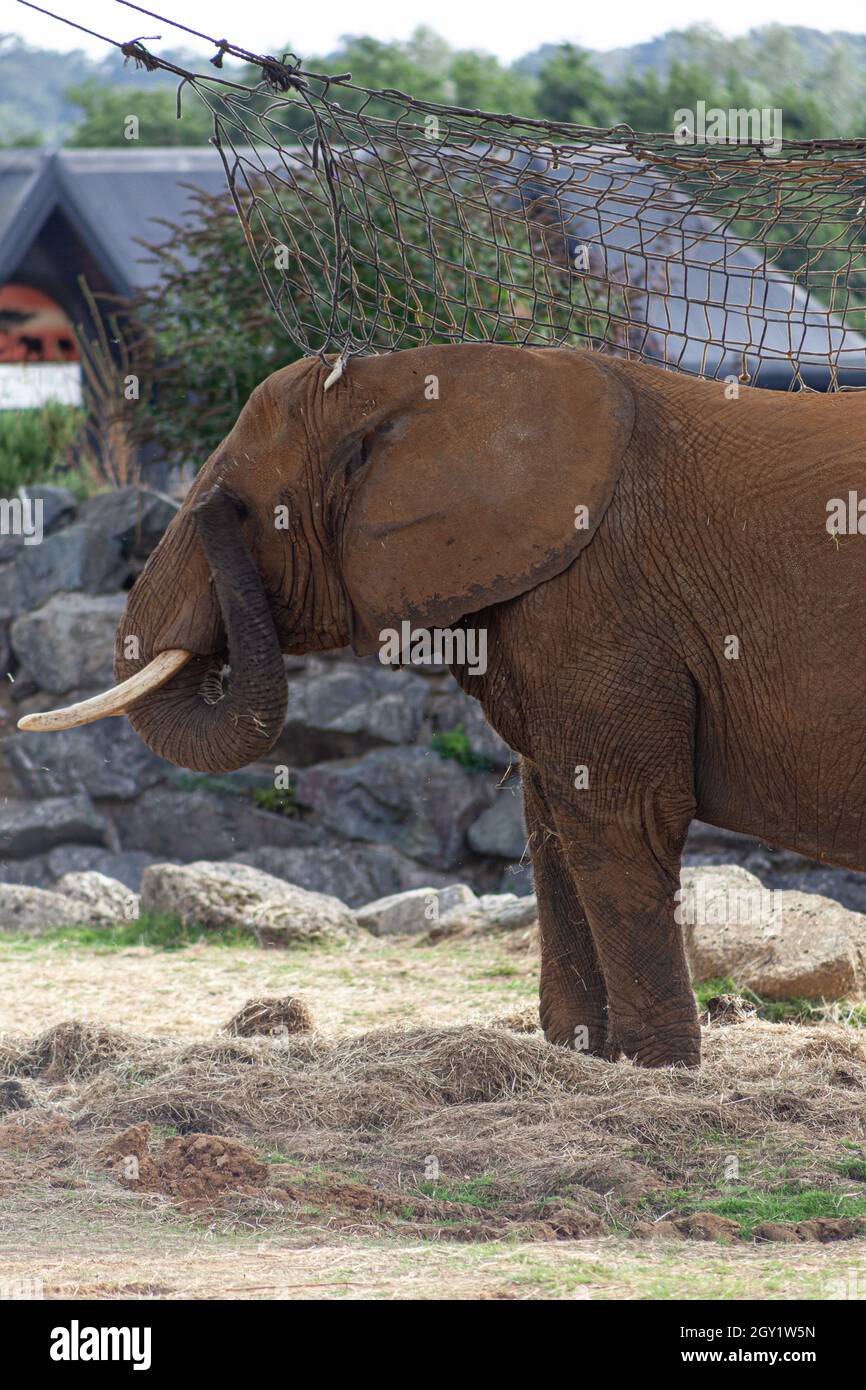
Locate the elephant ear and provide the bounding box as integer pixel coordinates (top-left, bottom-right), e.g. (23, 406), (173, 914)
(338, 345), (635, 655)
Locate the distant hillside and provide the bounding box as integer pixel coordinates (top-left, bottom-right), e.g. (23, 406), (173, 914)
(520, 26), (866, 130)
(0, 34), (237, 144)
(4, 23), (866, 146)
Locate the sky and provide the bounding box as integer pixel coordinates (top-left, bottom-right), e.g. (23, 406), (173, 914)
(9, 0), (866, 64)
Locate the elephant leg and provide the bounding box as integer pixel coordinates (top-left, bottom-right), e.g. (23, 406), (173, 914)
(548, 782), (699, 1068)
(528, 645), (699, 1068)
(523, 762), (613, 1055)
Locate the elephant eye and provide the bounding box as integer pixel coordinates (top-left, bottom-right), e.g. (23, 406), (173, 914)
(347, 430), (376, 476)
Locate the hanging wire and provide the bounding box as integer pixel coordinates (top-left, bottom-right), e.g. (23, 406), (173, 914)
(19, 1), (866, 387)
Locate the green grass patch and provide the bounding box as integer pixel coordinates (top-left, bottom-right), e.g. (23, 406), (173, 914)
(418, 1174), (500, 1209)
(169, 770), (304, 819)
(251, 785), (300, 818)
(430, 726), (492, 774)
(5, 914), (250, 953)
(653, 1184), (866, 1238)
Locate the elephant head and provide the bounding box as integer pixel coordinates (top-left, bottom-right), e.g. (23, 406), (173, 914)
(19, 343), (634, 772)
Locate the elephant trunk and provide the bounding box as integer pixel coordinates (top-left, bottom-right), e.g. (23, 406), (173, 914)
(122, 486), (287, 773)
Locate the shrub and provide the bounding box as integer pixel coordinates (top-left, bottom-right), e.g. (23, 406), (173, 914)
(0, 402), (83, 493)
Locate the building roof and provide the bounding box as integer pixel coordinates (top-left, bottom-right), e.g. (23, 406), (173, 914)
(0, 147), (235, 298)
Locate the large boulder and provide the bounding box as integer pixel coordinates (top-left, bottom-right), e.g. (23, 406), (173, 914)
(78, 487), (177, 565)
(0, 795), (110, 859)
(0, 884), (83, 933)
(0, 485), (76, 562)
(55, 871), (139, 925)
(681, 865), (866, 999)
(0, 525), (128, 615)
(277, 659), (429, 765)
(114, 786), (323, 859)
(424, 891), (539, 937)
(294, 747), (494, 869)
(6, 715), (167, 800)
(230, 843), (454, 907)
(0, 878), (133, 933)
(10, 592), (124, 694)
(140, 861), (358, 945)
(467, 787), (527, 861)
(357, 883), (477, 936)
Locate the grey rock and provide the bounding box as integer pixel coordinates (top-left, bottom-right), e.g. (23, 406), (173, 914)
(7, 714), (167, 800)
(434, 891), (539, 936)
(0, 880), (126, 933)
(680, 864), (866, 1000)
(78, 487), (177, 561)
(428, 685), (515, 768)
(277, 659), (428, 765)
(758, 865), (866, 917)
(500, 862), (535, 897)
(54, 871), (139, 925)
(467, 787), (527, 861)
(0, 855), (54, 887)
(25, 484), (77, 533)
(0, 525), (127, 615)
(0, 795), (110, 859)
(45, 846), (157, 892)
(685, 821), (784, 864)
(0, 609), (12, 679)
(0, 485), (76, 562)
(115, 786), (323, 860)
(230, 843), (454, 907)
(0, 884), (83, 933)
(295, 746), (495, 869)
(357, 883), (477, 936)
(475, 893), (539, 929)
(140, 860), (358, 944)
(11, 592), (124, 694)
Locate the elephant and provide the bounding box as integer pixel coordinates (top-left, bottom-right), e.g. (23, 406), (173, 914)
(20, 342), (866, 1067)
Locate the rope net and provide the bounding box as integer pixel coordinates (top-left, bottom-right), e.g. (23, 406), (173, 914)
(31, 6), (866, 389)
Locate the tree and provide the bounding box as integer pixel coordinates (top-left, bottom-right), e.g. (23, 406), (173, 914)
(66, 80), (212, 147)
(534, 44), (616, 127)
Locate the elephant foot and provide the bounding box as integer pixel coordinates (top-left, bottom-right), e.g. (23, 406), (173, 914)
(540, 1000), (616, 1059)
(613, 1013), (701, 1069)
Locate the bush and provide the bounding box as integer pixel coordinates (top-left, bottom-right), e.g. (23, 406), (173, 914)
(0, 402), (83, 493)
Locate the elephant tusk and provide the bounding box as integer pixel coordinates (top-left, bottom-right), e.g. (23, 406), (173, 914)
(323, 354), (346, 391)
(16, 649), (193, 733)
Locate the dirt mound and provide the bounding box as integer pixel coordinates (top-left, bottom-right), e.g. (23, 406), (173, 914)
(0, 1113), (74, 1152)
(223, 996), (315, 1037)
(98, 1123), (268, 1201)
(159, 1134), (269, 1198)
(754, 1218), (861, 1242)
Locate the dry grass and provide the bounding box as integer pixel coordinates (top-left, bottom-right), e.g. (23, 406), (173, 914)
(0, 934), (535, 1037)
(1, 933), (866, 1298)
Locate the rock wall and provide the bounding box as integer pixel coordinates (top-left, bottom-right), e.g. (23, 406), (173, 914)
(0, 484), (531, 905)
(4, 481), (866, 960)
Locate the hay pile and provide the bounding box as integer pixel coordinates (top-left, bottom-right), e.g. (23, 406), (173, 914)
(1, 1014), (864, 1240)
